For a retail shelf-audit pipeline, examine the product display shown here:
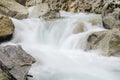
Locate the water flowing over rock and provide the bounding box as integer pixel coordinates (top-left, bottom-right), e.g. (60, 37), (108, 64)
(0, 14), (14, 43)
(10, 12), (120, 80)
(87, 29), (120, 56)
(0, 45), (36, 80)
(0, 0), (28, 19)
(102, 0), (120, 29)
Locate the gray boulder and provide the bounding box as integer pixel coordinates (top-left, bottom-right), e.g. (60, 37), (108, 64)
(0, 45), (35, 80)
(0, 0), (28, 19)
(102, 0), (120, 29)
(28, 3), (60, 19)
(28, 3), (50, 18)
(87, 29), (120, 56)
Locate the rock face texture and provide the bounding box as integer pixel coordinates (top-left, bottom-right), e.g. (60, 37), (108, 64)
(0, 14), (14, 43)
(42, 10), (60, 19)
(26, 0), (42, 6)
(0, 69), (9, 80)
(0, 45), (35, 80)
(28, 3), (60, 19)
(42, 0), (105, 13)
(0, 0), (28, 19)
(87, 29), (120, 56)
(102, 0), (120, 29)
(29, 3), (50, 18)
(15, 0), (27, 5)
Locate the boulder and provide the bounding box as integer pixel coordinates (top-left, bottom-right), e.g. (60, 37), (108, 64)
(0, 14), (14, 43)
(102, 0), (120, 29)
(87, 29), (120, 56)
(28, 3), (60, 19)
(28, 3), (50, 18)
(0, 0), (28, 19)
(0, 45), (36, 80)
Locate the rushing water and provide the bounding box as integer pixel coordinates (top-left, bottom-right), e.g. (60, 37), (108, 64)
(3, 11), (120, 80)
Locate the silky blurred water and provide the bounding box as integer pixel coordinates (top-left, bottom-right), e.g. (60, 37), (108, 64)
(3, 11), (120, 80)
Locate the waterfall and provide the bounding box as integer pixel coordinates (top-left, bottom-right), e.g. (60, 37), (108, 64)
(3, 11), (120, 80)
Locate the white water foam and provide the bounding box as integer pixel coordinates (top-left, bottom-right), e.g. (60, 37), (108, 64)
(2, 11), (120, 80)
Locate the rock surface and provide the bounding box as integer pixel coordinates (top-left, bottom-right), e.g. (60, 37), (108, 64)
(0, 0), (28, 19)
(0, 69), (9, 80)
(42, 10), (60, 19)
(0, 14), (14, 43)
(42, 0), (106, 13)
(0, 45), (35, 80)
(28, 3), (60, 19)
(26, 0), (42, 6)
(102, 0), (120, 29)
(15, 0), (27, 5)
(87, 29), (120, 56)
(28, 3), (50, 18)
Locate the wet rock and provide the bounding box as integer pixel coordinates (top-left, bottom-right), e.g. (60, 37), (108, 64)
(102, 0), (120, 29)
(0, 14), (14, 43)
(0, 45), (36, 80)
(87, 29), (120, 56)
(0, 0), (28, 19)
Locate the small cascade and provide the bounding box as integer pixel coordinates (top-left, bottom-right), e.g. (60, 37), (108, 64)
(2, 11), (120, 80)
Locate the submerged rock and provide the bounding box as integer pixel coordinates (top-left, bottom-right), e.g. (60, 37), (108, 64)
(87, 29), (120, 56)
(102, 0), (120, 29)
(0, 14), (14, 43)
(0, 0), (28, 19)
(73, 22), (84, 34)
